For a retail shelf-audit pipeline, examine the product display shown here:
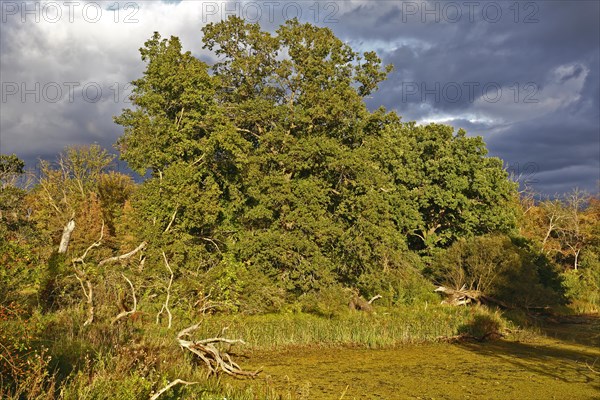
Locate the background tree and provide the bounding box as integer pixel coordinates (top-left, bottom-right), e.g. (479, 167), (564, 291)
(556, 189), (590, 271)
(394, 123), (518, 252)
(26, 145), (138, 313)
(429, 234), (564, 308)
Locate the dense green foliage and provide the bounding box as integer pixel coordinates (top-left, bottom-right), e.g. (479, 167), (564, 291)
(114, 18), (518, 310)
(1, 17), (597, 399)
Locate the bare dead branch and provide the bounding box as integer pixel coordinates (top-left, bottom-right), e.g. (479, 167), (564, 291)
(156, 251), (174, 329)
(236, 127), (260, 139)
(177, 322), (202, 340)
(175, 107), (185, 130)
(149, 379), (198, 400)
(201, 237), (221, 253)
(40, 183), (62, 215)
(191, 154), (205, 166)
(193, 291), (225, 315)
(72, 221), (105, 264)
(99, 242), (147, 267)
(75, 274), (94, 326)
(164, 206), (178, 233)
(70, 223), (105, 326)
(138, 254), (146, 272)
(368, 294), (382, 304)
(177, 322), (260, 378)
(434, 286), (510, 309)
(585, 358), (599, 374)
(111, 273), (137, 325)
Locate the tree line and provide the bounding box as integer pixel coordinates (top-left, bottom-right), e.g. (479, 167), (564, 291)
(1, 17), (598, 326)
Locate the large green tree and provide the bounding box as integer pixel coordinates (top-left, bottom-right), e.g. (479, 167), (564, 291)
(115, 17), (517, 307)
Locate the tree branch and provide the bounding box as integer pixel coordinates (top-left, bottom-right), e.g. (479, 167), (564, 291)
(164, 207), (178, 233)
(71, 221), (104, 326)
(75, 274), (94, 326)
(156, 251), (174, 329)
(111, 273), (137, 325)
(99, 242), (147, 267)
(368, 295), (382, 304)
(201, 237), (221, 253)
(72, 221), (104, 264)
(150, 379), (198, 400)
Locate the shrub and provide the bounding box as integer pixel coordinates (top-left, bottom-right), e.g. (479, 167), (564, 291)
(356, 267), (437, 307)
(0, 306), (56, 398)
(297, 285), (351, 318)
(561, 252), (600, 312)
(457, 309), (504, 341)
(203, 255), (286, 314)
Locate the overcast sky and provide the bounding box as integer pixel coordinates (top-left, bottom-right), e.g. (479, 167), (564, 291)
(1, 1), (598, 195)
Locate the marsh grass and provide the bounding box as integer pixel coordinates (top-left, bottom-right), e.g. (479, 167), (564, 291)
(1, 304), (514, 399)
(182, 305), (475, 350)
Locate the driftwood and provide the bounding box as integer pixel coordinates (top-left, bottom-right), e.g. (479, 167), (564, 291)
(434, 285), (510, 309)
(177, 317), (260, 378)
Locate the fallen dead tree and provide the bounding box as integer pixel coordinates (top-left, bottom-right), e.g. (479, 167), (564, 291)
(434, 285), (510, 309)
(177, 323), (261, 378)
(176, 322), (261, 378)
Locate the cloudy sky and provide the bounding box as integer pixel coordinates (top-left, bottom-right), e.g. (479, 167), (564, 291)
(1, 0), (598, 194)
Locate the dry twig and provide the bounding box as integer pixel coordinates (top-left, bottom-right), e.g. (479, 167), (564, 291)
(149, 379), (198, 400)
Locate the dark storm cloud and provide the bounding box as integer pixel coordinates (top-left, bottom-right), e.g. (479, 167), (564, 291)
(328, 0), (599, 194)
(486, 109), (600, 191)
(0, 0), (220, 171)
(0, 1), (598, 194)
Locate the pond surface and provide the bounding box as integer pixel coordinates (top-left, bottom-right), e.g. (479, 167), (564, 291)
(240, 318), (600, 399)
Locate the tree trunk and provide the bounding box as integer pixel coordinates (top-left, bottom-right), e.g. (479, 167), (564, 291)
(58, 219), (75, 253)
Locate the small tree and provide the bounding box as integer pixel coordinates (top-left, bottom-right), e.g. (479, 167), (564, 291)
(556, 189), (590, 271)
